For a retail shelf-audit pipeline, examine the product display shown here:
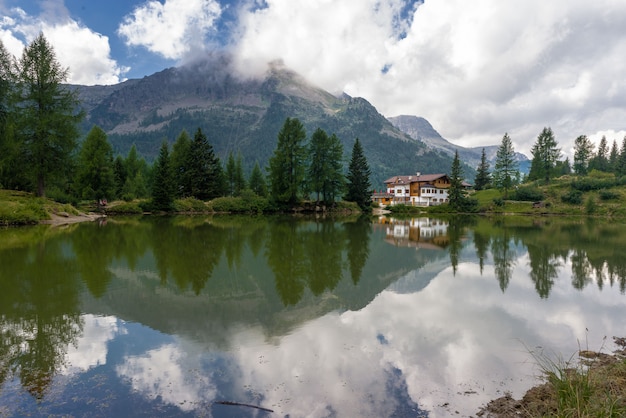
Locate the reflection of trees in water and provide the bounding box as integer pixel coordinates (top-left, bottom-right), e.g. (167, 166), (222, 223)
(266, 217), (371, 306)
(473, 230), (490, 275)
(266, 219), (307, 305)
(345, 216), (371, 285)
(0, 239), (82, 400)
(527, 244), (563, 299)
(490, 233), (516, 293)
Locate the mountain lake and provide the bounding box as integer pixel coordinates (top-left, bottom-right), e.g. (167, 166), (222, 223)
(1, 214), (625, 417)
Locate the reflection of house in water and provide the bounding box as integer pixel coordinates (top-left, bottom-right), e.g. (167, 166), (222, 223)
(378, 217), (450, 249)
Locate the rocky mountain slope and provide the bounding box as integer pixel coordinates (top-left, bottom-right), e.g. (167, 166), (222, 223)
(388, 115), (529, 173)
(74, 56), (474, 186)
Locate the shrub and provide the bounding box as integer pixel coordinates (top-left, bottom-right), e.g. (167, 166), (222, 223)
(561, 190), (583, 205)
(511, 186), (544, 202)
(105, 202), (143, 214)
(585, 196), (596, 215)
(599, 190), (620, 201)
(173, 197), (208, 212)
(493, 197), (505, 207)
(211, 196), (269, 213)
(571, 178), (615, 192)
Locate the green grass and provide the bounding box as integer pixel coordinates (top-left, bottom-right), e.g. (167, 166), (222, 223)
(0, 190), (79, 225)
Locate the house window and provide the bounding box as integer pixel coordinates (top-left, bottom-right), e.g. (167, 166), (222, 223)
(397, 189), (402, 194)
(440, 190), (443, 194)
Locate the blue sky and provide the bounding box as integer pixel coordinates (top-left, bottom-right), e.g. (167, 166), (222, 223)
(1, 0), (626, 157)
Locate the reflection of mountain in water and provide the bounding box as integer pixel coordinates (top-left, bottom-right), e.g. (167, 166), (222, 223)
(78, 216), (450, 348)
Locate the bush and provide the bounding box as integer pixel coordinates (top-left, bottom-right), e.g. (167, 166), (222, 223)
(561, 190), (583, 205)
(211, 196), (269, 213)
(493, 197), (505, 207)
(585, 196), (596, 215)
(599, 190), (620, 201)
(511, 186), (544, 202)
(173, 197), (208, 212)
(105, 202), (143, 214)
(388, 204), (421, 214)
(571, 177), (615, 192)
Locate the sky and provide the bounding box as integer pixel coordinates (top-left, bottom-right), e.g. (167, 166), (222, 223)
(1, 0), (626, 157)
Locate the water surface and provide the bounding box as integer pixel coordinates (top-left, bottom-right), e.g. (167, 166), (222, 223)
(1, 215), (625, 417)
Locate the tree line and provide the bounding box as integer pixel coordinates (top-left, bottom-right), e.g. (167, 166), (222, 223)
(472, 127), (626, 198)
(0, 34), (372, 212)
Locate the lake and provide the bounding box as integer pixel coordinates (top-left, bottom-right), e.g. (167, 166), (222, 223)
(1, 215), (625, 417)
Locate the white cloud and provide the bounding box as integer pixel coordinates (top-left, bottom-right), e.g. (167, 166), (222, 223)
(231, 0), (626, 156)
(117, 0), (222, 60)
(0, 5), (127, 85)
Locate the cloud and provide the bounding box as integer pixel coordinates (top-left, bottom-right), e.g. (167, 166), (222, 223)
(0, 5), (127, 85)
(231, 0), (626, 156)
(117, 0), (222, 60)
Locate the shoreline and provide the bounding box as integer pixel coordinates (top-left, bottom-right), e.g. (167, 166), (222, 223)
(41, 212), (105, 226)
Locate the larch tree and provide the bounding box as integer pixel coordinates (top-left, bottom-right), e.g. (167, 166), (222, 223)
(345, 138), (372, 211)
(268, 117), (308, 206)
(609, 139), (619, 173)
(573, 135), (594, 176)
(307, 128), (345, 205)
(473, 148), (491, 191)
(590, 135), (609, 172)
(0, 39), (22, 189)
(75, 125), (116, 200)
(16, 33), (84, 197)
(492, 133), (518, 198)
(617, 137), (626, 177)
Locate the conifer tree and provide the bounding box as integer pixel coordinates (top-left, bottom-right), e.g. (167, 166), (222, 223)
(493, 133), (518, 198)
(307, 128), (345, 205)
(610, 139), (619, 173)
(528, 127), (560, 183)
(345, 138), (372, 211)
(590, 135), (609, 172)
(170, 129), (191, 197)
(75, 126), (115, 200)
(573, 135), (594, 175)
(448, 151), (465, 211)
(617, 137), (626, 177)
(152, 140), (174, 211)
(268, 117), (307, 206)
(473, 148), (491, 191)
(186, 128), (225, 200)
(248, 162), (268, 197)
(16, 33), (84, 197)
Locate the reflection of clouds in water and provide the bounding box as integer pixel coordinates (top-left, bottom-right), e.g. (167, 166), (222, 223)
(228, 254), (626, 417)
(62, 315), (123, 374)
(116, 343), (216, 411)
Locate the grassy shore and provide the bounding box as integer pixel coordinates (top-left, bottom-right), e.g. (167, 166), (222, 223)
(0, 190), (83, 225)
(478, 337), (626, 417)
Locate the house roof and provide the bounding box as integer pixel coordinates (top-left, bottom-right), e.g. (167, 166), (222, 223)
(383, 174), (448, 184)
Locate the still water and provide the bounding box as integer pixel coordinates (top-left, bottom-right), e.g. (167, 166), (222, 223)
(1, 215), (625, 417)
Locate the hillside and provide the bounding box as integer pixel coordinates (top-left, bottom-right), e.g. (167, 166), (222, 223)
(73, 56), (472, 186)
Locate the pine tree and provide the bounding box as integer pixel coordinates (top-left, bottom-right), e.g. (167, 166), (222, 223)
(473, 148), (491, 191)
(152, 140), (174, 211)
(16, 33), (84, 197)
(268, 117), (307, 206)
(186, 128), (225, 200)
(448, 151), (465, 211)
(233, 153), (246, 196)
(493, 133), (518, 198)
(345, 138), (372, 211)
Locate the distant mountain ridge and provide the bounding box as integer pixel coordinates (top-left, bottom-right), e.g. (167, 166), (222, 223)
(73, 56), (476, 186)
(387, 115), (529, 173)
